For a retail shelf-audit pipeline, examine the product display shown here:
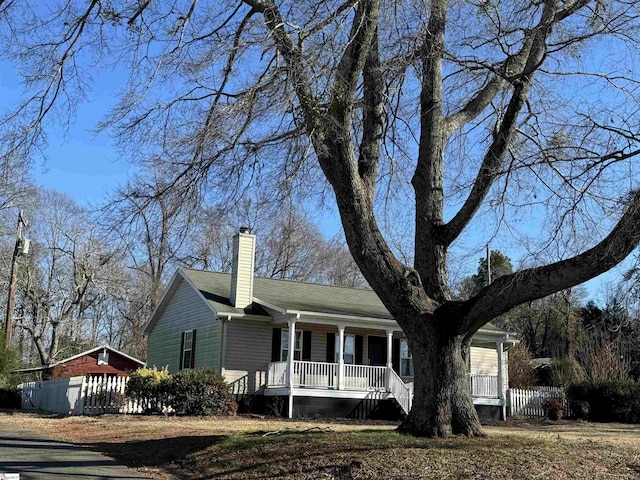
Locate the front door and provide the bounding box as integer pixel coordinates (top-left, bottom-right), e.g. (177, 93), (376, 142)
(368, 336), (387, 366)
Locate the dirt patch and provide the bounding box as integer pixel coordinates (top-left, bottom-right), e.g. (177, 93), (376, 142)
(1, 412), (639, 479)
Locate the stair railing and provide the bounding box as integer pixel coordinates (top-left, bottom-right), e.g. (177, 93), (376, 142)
(387, 368), (412, 415)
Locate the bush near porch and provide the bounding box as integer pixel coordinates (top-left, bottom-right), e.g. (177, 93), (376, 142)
(125, 366), (236, 416)
(171, 367), (237, 416)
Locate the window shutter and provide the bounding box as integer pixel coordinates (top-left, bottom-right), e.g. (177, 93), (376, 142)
(326, 333), (335, 363)
(355, 335), (364, 365)
(179, 331), (185, 370)
(392, 338), (401, 374)
(190, 330), (197, 369)
(302, 331), (312, 361)
(271, 328), (282, 362)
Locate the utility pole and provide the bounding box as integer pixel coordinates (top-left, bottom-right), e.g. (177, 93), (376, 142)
(5, 211), (27, 346)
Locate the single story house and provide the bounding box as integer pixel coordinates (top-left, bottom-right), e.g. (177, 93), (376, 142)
(15, 345), (145, 380)
(145, 228), (517, 420)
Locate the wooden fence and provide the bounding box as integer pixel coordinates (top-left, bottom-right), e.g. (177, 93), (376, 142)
(19, 375), (171, 415)
(19, 376), (86, 415)
(508, 386), (570, 418)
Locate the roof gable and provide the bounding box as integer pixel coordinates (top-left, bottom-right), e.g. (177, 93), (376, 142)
(16, 345), (145, 372)
(50, 345), (145, 368)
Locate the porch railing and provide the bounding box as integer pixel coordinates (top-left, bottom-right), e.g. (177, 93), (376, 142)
(268, 361), (386, 390)
(469, 373), (499, 398)
(295, 361), (338, 388)
(344, 364), (386, 391)
(268, 362), (499, 402)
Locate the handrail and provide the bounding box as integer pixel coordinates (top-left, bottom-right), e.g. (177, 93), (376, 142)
(387, 368), (412, 415)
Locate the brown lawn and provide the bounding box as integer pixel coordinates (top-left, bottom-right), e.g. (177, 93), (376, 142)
(1, 412), (639, 479)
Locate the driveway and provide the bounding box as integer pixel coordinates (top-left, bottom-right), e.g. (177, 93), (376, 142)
(0, 423), (148, 480)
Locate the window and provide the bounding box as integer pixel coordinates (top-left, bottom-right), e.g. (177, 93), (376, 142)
(282, 329), (302, 361)
(97, 351), (109, 365)
(181, 330), (195, 369)
(335, 334), (355, 364)
(400, 339), (414, 377)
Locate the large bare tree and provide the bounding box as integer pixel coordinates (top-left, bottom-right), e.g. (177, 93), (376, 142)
(3, 0), (640, 436)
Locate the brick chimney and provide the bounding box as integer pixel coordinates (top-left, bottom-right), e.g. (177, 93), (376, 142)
(230, 227), (256, 308)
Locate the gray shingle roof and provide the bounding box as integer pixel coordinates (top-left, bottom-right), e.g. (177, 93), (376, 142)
(181, 268), (390, 319)
(172, 268), (510, 337)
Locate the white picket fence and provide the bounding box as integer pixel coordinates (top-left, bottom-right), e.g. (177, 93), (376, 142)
(19, 375), (170, 415)
(508, 386), (570, 418)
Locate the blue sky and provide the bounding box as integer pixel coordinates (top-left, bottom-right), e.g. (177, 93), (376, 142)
(0, 59), (130, 206)
(36, 126), (130, 206)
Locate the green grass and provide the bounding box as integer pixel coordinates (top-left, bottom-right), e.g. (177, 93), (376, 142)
(178, 427), (640, 479)
(2, 413), (639, 479)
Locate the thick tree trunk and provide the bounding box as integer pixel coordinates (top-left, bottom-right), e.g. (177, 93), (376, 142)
(398, 326), (484, 437)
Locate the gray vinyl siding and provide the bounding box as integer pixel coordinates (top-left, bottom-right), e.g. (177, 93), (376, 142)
(470, 346), (498, 375)
(147, 278), (221, 373)
(306, 324), (336, 362)
(299, 323), (402, 364)
(224, 318), (272, 392)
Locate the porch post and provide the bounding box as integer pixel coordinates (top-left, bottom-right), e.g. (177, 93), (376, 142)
(337, 325), (345, 390)
(496, 340), (505, 420)
(287, 316), (298, 419)
(385, 329), (394, 392)
(219, 315), (231, 377)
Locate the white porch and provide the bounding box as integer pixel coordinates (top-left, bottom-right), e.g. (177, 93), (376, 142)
(266, 360), (503, 417)
(263, 315), (511, 419)
(266, 360), (413, 415)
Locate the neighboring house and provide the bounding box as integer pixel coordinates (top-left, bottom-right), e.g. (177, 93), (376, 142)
(16, 345), (145, 380)
(145, 228), (517, 420)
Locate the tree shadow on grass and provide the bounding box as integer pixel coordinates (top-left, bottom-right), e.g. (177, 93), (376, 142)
(85, 435), (227, 468)
(81, 429), (469, 479)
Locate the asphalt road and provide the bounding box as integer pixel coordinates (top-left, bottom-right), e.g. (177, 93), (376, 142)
(0, 423), (148, 480)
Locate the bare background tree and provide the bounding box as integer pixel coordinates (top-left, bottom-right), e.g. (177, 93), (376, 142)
(1, 0), (640, 436)
(14, 190), (121, 365)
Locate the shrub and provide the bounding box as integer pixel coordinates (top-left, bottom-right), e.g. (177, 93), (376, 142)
(125, 366), (172, 413)
(0, 330), (19, 388)
(0, 388), (21, 409)
(566, 379), (640, 423)
(508, 343), (533, 389)
(569, 400), (590, 420)
(170, 366), (236, 416)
